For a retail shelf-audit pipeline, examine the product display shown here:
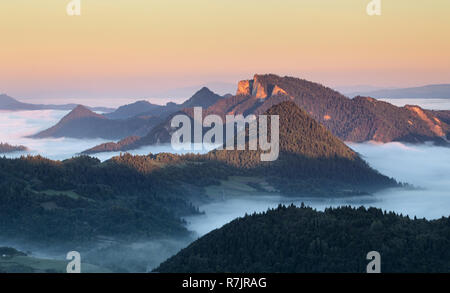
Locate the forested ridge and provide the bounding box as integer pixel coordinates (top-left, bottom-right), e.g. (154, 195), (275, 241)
(205, 102), (397, 194)
(206, 74), (450, 144)
(156, 205), (450, 273)
(0, 155), (202, 243)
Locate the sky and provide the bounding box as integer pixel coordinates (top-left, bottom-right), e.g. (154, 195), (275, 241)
(1, 0), (450, 103)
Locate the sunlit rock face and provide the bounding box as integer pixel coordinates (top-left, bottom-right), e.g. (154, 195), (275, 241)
(405, 105), (445, 137)
(236, 75), (272, 99)
(251, 75), (269, 99)
(236, 80), (254, 96)
(272, 85), (288, 96)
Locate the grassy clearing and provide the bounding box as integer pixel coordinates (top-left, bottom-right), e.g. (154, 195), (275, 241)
(205, 176), (278, 198)
(0, 255), (111, 273)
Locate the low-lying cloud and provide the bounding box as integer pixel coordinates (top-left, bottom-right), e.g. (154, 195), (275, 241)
(0, 110), (208, 161)
(0, 110), (111, 160)
(186, 142), (450, 237)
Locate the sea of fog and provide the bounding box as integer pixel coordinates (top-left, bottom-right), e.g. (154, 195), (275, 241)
(0, 110), (210, 160)
(2, 98), (450, 159)
(185, 141), (450, 237)
(1, 107), (450, 271)
(1, 108), (450, 224)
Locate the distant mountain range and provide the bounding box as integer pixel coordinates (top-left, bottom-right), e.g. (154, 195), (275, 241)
(0, 94), (114, 112)
(104, 100), (166, 120)
(155, 205), (450, 273)
(105, 87), (224, 120)
(347, 84), (450, 99)
(34, 87), (225, 141)
(87, 74), (450, 153)
(30, 105), (162, 140)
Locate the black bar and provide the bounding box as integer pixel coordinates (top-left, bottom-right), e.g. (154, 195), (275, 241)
(0, 273), (448, 292)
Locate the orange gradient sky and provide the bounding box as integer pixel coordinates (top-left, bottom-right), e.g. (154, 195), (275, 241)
(0, 0), (449, 103)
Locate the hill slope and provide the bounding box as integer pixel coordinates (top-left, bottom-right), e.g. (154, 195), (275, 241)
(31, 105), (161, 140)
(202, 101), (395, 194)
(155, 205), (450, 273)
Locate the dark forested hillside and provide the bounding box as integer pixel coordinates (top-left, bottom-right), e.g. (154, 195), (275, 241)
(204, 102), (396, 194)
(0, 155), (202, 244)
(155, 205), (450, 273)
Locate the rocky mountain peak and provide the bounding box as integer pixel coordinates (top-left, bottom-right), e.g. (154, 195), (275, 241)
(61, 105), (106, 122)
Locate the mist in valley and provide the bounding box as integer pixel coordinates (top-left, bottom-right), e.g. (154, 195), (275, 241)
(0, 110), (110, 160)
(0, 236), (195, 272)
(0, 110), (210, 161)
(82, 237), (195, 272)
(185, 142), (450, 237)
(1, 109), (450, 272)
